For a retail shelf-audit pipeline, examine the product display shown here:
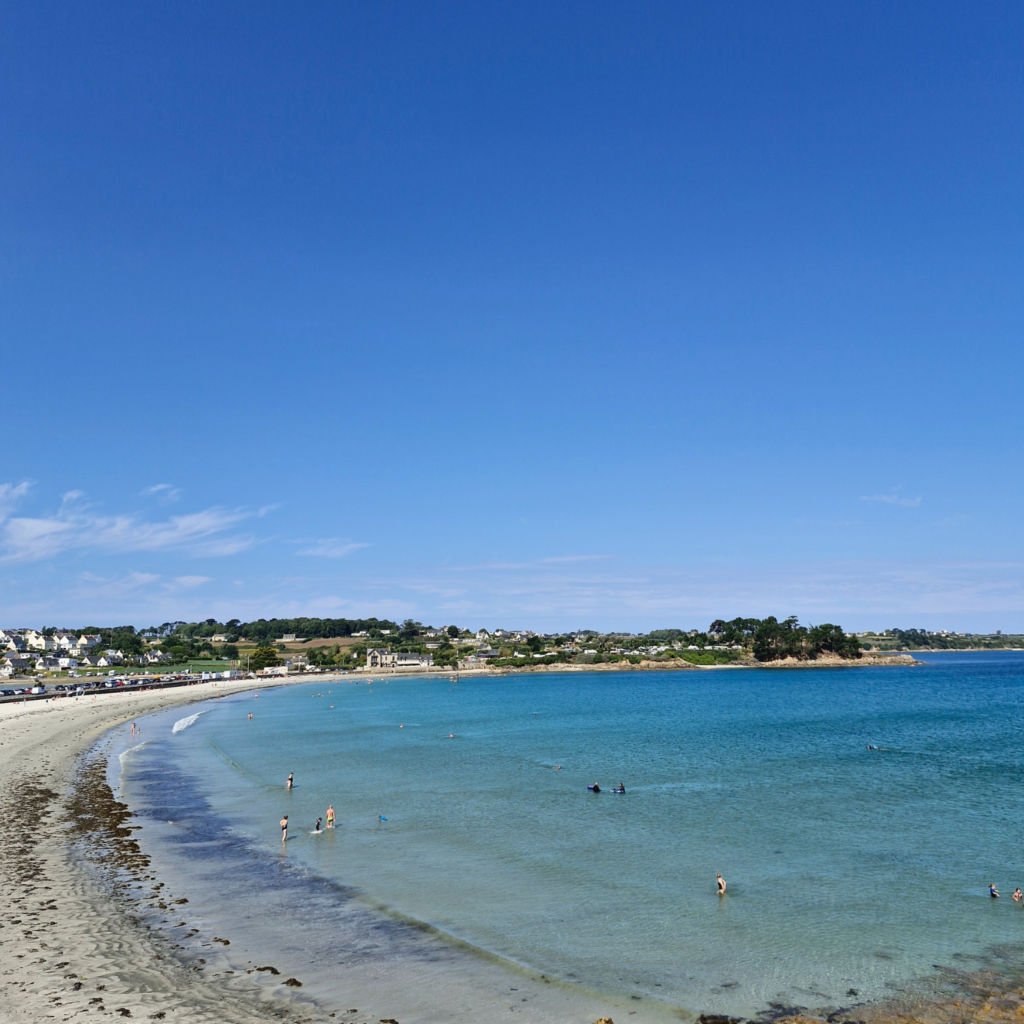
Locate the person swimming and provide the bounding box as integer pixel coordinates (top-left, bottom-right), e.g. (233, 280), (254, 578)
(1012, 888), (1022, 903)
(990, 883), (1000, 898)
(615, 782), (626, 793)
(588, 783), (601, 792)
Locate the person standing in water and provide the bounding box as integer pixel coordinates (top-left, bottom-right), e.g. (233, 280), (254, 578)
(314, 817), (322, 834)
(286, 772), (294, 789)
(717, 873), (727, 895)
(280, 816), (289, 841)
(326, 805), (335, 829)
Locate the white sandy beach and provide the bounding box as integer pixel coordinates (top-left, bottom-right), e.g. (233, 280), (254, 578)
(0, 680), (667, 1024)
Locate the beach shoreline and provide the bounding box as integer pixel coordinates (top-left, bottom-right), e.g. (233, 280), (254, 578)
(3, 669), (1012, 1024)
(0, 677), (676, 1024)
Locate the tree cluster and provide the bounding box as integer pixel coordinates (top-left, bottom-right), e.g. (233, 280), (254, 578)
(750, 617), (861, 662)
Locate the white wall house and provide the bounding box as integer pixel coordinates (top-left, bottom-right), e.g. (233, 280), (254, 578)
(396, 652), (434, 668)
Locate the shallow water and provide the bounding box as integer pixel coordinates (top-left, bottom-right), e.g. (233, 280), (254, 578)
(117, 653), (1024, 1017)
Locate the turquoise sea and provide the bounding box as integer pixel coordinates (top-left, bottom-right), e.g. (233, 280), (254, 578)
(116, 653), (1024, 1018)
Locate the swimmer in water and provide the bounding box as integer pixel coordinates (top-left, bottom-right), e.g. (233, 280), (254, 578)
(314, 817), (322, 834)
(589, 783), (601, 793)
(378, 815), (387, 822)
(280, 815), (289, 841)
(717, 873), (727, 895)
(287, 772), (294, 789)
(326, 804), (335, 828)
(248, 712), (253, 720)
(990, 883), (1000, 898)
(1013, 888), (1022, 903)
(615, 782), (625, 793)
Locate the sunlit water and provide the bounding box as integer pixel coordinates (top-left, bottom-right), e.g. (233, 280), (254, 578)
(115, 653), (1024, 1017)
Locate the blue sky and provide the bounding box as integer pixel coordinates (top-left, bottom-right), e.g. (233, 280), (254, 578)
(2, 1), (1022, 632)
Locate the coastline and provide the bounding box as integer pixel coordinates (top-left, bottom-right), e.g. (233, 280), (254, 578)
(363, 651), (922, 678)
(0, 677), (672, 1024)
(0, 678), (310, 1024)
(2, 667), (1005, 1024)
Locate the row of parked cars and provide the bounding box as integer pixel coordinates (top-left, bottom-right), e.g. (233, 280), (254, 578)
(1, 673), (206, 699)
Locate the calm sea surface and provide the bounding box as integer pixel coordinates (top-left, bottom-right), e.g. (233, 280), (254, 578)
(118, 653), (1024, 1016)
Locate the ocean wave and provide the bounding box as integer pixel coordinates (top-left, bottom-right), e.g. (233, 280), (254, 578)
(118, 741), (148, 768)
(172, 710), (208, 734)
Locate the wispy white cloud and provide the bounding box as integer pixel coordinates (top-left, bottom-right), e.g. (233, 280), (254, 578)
(296, 538), (369, 559)
(0, 481), (32, 519)
(142, 483), (181, 502)
(861, 486), (921, 508)
(0, 484), (259, 563)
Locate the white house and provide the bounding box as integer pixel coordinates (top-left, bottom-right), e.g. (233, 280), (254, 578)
(35, 656), (61, 671)
(26, 632), (56, 651)
(78, 634), (102, 649)
(396, 652), (434, 668)
(145, 651), (173, 664)
(58, 657), (79, 670)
